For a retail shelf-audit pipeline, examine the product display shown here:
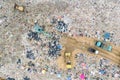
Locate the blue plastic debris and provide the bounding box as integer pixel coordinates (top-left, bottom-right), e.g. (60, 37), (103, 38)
(6, 77), (15, 80)
(57, 44), (62, 50)
(104, 32), (110, 39)
(48, 40), (62, 56)
(99, 69), (106, 75)
(33, 23), (52, 38)
(34, 23), (43, 33)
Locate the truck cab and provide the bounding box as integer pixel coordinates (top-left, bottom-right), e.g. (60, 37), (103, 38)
(95, 41), (112, 51)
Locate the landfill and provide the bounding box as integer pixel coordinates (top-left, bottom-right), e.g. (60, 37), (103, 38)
(0, 0), (120, 80)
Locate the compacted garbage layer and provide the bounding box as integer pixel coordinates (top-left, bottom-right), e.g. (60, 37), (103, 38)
(0, 0), (120, 80)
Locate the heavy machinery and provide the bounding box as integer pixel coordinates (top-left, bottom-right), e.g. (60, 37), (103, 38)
(95, 41), (112, 51)
(88, 47), (99, 54)
(14, 3), (25, 12)
(64, 53), (72, 69)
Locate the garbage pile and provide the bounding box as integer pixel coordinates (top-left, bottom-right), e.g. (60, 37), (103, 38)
(26, 50), (35, 60)
(33, 22), (52, 38)
(27, 30), (41, 41)
(48, 40), (62, 56)
(99, 58), (120, 78)
(27, 22), (45, 41)
(56, 21), (68, 33)
(34, 23), (44, 33)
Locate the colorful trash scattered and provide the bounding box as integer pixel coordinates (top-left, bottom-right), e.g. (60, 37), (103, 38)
(80, 73), (85, 80)
(27, 30), (41, 41)
(56, 21), (68, 32)
(81, 63), (86, 69)
(99, 69), (106, 75)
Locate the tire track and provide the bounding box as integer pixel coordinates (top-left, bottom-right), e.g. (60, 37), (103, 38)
(61, 36), (120, 65)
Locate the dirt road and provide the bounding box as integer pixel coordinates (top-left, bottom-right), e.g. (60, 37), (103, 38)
(57, 36), (120, 70)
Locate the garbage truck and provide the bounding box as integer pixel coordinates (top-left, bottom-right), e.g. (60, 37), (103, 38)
(95, 41), (112, 51)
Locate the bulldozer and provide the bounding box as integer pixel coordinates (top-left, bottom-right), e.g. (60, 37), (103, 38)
(64, 53), (72, 69)
(14, 3), (25, 12)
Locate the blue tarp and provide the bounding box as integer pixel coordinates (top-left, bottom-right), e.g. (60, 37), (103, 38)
(99, 69), (106, 74)
(104, 33), (110, 39)
(57, 44), (62, 49)
(56, 21), (68, 32)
